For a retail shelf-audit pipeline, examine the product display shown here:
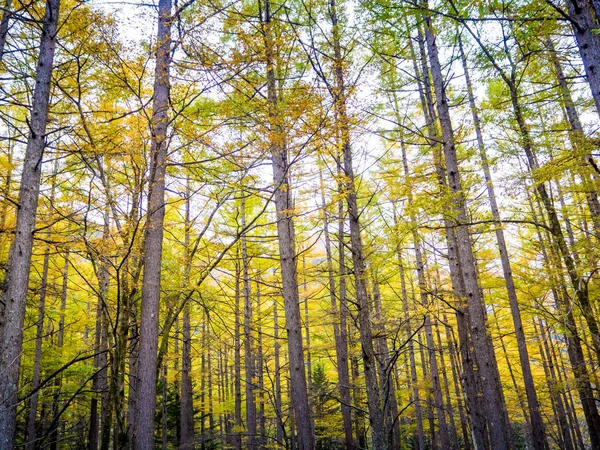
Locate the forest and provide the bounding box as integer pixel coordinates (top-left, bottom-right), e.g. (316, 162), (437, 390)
(1, 0), (600, 448)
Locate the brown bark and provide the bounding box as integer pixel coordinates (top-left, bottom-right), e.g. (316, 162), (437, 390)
(546, 39), (600, 240)
(413, 23), (489, 450)
(0, 0), (11, 63)
(328, 1), (385, 445)
(524, 173), (600, 449)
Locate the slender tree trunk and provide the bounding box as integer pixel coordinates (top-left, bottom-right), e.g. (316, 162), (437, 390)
(0, 0), (60, 444)
(395, 239), (425, 450)
(534, 318), (574, 450)
(255, 280), (266, 447)
(180, 300), (194, 449)
(424, 12), (512, 448)
(319, 167), (353, 449)
(546, 39), (600, 240)
(262, 1), (313, 447)
(134, 0), (172, 446)
(433, 320), (460, 450)
(26, 247), (50, 450)
(273, 300), (284, 446)
(458, 35), (548, 450)
(524, 172), (600, 449)
(328, 1), (385, 444)
(89, 210), (109, 450)
(234, 260), (242, 450)
(370, 275), (402, 449)
(0, 0), (11, 63)
(26, 157), (60, 450)
(241, 196), (257, 449)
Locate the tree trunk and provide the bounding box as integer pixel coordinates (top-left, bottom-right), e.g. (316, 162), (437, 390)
(262, 1), (313, 447)
(241, 197), (257, 449)
(413, 22), (489, 450)
(180, 300), (194, 449)
(458, 35), (548, 450)
(273, 300), (284, 446)
(134, 0), (172, 446)
(546, 38), (600, 240)
(524, 173), (600, 449)
(234, 259), (242, 450)
(319, 167), (353, 449)
(566, 0), (600, 119)
(0, 0), (60, 444)
(26, 246), (50, 450)
(424, 11), (512, 448)
(0, 0), (11, 63)
(328, 1), (385, 445)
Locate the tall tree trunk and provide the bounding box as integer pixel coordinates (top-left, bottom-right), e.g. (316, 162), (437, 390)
(234, 260), (242, 450)
(262, 1), (313, 447)
(89, 210), (109, 450)
(273, 300), (284, 446)
(134, 0), (172, 446)
(255, 281), (266, 447)
(27, 157), (59, 450)
(370, 274), (402, 449)
(241, 196), (257, 449)
(0, 0), (11, 63)
(319, 167), (353, 449)
(26, 246), (50, 450)
(394, 235), (425, 450)
(180, 176), (194, 450)
(566, 0), (600, 119)
(328, 1), (385, 445)
(546, 38), (600, 240)
(534, 318), (575, 450)
(180, 300), (194, 449)
(524, 171), (600, 449)
(424, 11), (512, 448)
(412, 24), (489, 449)
(0, 0), (60, 444)
(458, 35), (548, 450)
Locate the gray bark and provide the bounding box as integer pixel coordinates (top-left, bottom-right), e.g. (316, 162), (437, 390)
(0, 0), (60, 444)
(319, 167), (353, 449)
(241, 196), (257, 449)
(134, 0), (172, 446)
(424, 12), (512, 448)
(566, 0), (600, 119)
(458, 35), (548, 450)
(262, 0), (314, 447)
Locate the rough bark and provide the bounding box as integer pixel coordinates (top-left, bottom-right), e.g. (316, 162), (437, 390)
(0, 0), (11, 63)
(180, 179), (194, 450)
(424, 12), (512, 448)
(413, 23), (488, 450)
(458, 35), (548, 450)
(0, 0), (60, 444)
(547, 38), (600, 241)
(262, 0), (314, 447)
(525, 175), (600, 449)
(566, 0), (600, 118)
(134, 0), (172, 445)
